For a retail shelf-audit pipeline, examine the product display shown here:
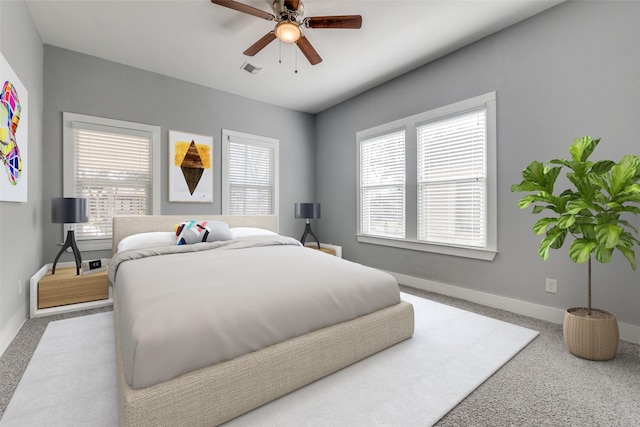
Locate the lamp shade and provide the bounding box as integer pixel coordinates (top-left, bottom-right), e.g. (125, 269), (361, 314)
(51, 197), (89, 224)
(295, 202), (321, 220)
(275, 21), (301, 43)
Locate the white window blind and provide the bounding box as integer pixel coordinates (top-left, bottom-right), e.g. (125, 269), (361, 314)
(63, 112), (160, 251)
(71, 125), (153, 240)
(359, 129), (405, 238)
(418, 108), (487, 248)
(222, 130), (279, 215)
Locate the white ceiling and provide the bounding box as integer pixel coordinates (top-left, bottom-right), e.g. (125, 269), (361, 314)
(25, 0), (563, 114)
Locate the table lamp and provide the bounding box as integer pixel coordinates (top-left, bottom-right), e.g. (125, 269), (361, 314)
(295, 202), (321, 248)
(51, 197), (88, 275)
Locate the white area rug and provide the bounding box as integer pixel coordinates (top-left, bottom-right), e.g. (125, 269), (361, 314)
(1, 293), (538, 426)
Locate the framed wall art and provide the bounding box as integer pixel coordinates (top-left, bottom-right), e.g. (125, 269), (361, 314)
(0, 52), (28, 202)
(169, 130), (213, 202)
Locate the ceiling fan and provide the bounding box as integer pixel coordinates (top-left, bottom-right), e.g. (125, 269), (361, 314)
(211, 0), (362, 65)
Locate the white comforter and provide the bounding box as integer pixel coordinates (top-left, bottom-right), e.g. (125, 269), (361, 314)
(110, 235), (401, 389)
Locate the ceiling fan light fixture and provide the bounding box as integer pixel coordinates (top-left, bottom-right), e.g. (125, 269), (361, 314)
(275, 21), (301, 43)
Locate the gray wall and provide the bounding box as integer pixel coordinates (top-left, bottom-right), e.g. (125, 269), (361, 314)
(0, 1), (44, 338)
(315, 1), (640, 327)
(43, 46), (316, 263)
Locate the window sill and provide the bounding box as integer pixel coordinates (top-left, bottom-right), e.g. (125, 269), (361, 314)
(355, 235), (497, 261)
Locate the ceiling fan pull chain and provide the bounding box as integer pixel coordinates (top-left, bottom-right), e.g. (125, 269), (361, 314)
(295, 47), (298, 74)
(279, 39), (282, 64)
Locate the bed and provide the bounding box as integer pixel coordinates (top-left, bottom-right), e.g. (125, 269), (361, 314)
(109, 214), (414, 426)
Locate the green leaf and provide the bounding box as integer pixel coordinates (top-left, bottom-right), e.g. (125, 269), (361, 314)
(595, 223), (622, 249)
(511, 181), (544, 192)
(566, 199), (600, 214)
(590, 160), (616, 175)
(594, 192), (609, 204)
(576, 223), (596, 240)
(520, 161), (546, 186)
(586, 172), (607, 188)
(517, 195), (536, 209)
(566, 172), (580, 187)
(623, 183), (640, 193)
(576, 177), (597, 197)
(569, 136), (599, 162)
(550, 229), (567, 249)
(550, 158), (571, 167)
(538, 227), (566, 260)
(613, 183), (640, 203)
(543, 167), (562, 194)
(568, 239), (596, 263)
(595, 245), (613, 263)
(616, 245), (637, 270)
(616, 206), (640, 215)
(517, 194), (553, 209)
(516, 161), (563, 196)
(618, 231), (638, 248)
(556, 214), (575, 229)
(617, 219), (639, 234)
(610, 155), (639, 196)
(532, 218), (556, 235)
(532, 205), (553, 214)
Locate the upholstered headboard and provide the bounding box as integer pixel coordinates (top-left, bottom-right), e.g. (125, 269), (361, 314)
(112, 215), (278, 254)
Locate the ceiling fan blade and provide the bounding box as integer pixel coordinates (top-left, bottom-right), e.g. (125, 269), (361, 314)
(284, 0), (301, 11)
(211, 0), (275, 21)
(296, 36), (322, 65)
(243, 32), (277, 56)
(304, 15), (362, 29)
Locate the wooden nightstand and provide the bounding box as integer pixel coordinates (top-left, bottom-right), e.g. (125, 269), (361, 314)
(304, 243), (342, 258)
(38, 267), (108, 308)
(307, 246), (337, 256)
(30, 262), (113, 318)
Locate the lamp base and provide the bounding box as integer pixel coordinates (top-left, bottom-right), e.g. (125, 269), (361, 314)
(52, 229), (82, 275)
(300, 222), (320, 249)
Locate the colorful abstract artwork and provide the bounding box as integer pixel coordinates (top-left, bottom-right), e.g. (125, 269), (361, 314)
(169, 130), (213, 202)
(0, 52), (28, 202)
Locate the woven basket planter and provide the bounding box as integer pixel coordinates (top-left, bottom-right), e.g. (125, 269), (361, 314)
(563, 307), (619, 361)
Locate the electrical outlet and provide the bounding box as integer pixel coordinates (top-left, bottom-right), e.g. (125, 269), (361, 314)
(18, 278), (23, 294)
(545, 278), (557, 294)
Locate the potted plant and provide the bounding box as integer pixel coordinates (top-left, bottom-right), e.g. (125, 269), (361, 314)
(511, 136), (640, 360)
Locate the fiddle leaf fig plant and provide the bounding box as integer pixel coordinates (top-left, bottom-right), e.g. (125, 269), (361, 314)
(511, 136), (640, 314)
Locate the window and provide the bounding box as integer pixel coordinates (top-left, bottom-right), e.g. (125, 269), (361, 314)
(417, 108), (486, 248)
(63, 113), (161, 251)
(221, 129), (279, 215)
(359, 129), (405, 239)
(357, 92), (497, 261)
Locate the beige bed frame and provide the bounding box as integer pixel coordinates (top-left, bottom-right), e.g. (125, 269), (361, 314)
(112, 215), (415, 426)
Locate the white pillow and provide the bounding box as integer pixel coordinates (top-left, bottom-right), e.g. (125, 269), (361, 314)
(117, 232), (176, 252)
(230, 227), (278, 239)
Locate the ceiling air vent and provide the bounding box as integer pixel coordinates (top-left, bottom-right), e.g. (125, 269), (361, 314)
(240, 61), (263, 74)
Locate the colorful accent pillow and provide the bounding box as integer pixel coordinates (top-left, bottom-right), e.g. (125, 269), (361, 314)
(175, 220), (233, 245)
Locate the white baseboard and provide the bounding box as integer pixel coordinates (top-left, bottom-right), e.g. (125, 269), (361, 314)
(390, 271), (640, 345)
(0, 303), (27, 357)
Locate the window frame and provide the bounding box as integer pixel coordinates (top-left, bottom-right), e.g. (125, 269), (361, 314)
(221, 128), (279, 216)
(62, 112), (161, 251)
(356, 92), (497, 261)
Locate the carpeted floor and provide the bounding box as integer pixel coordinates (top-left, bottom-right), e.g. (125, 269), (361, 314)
(403, 287), (640, 427)
(1, 286), (639, 426)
